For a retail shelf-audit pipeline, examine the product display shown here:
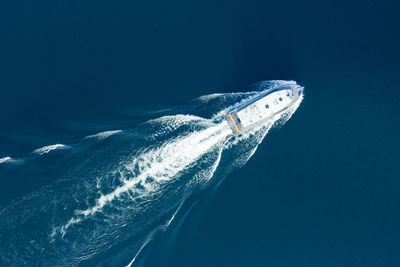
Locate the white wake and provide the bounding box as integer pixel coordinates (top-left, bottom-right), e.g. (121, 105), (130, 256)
(60, 120), (231, 234)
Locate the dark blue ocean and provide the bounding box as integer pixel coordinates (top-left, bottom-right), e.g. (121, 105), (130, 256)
(1, 0), (400, 266)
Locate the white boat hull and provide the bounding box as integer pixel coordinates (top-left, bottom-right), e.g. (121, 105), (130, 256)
(226, 84), (303, 133)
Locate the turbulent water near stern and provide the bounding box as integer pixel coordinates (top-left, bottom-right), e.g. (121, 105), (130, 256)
(0, 81), (303, 266)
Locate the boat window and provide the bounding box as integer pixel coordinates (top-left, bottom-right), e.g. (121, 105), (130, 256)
(279, 97), (283, 101)
(265, 104), (269, 109)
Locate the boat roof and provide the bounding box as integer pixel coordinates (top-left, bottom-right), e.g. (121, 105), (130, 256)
(229, 84), (300, 114)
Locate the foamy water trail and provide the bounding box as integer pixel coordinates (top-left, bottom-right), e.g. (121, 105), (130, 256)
(59, 121), (231, 233)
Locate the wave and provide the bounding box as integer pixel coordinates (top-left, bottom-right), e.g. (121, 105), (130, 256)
(196, 93), (224, 102)
(126, 199), (190, 267)
(32, 144), (69, 155)
(83, 130), (122, 141)
(0, 156), (12, 164)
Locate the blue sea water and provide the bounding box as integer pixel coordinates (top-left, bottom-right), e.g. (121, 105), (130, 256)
(1, 0), (400, 266)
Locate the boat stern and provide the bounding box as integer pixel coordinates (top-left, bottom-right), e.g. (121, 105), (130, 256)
(226, 113), (242, 134)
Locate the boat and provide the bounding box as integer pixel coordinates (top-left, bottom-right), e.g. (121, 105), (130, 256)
(226, 83), (304, 133)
